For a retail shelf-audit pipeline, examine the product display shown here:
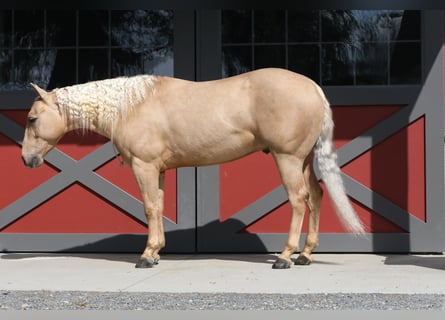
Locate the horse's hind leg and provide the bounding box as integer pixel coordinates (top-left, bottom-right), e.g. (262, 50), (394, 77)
(272, 153), (308, 269)
(295, 152), (322, 266)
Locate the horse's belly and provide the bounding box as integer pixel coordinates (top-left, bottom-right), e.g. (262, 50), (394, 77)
(168, 131), (262, 168)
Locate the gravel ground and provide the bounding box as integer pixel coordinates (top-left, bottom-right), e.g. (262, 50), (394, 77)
(1, 291), (444, 310)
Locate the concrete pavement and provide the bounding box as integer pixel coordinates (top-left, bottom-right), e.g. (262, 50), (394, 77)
(1, 253), (445, 294)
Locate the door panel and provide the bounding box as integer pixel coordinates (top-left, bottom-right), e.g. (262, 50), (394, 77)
(0, 10), (196, 252)
(196, 10), (445, 253)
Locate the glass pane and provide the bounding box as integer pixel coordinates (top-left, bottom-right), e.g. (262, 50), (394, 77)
(288, 11), (319, 43)
(111, 49), (142, 77)
(254, 45), (285, 69)
(352, 11), (391, 42)
(254, 10), (285, 43)
(142, 49), (173, 76)
(13, 50), (56, 89)
(0, 50), (12, 89)
(288, 45), (320, 83)
(111, 10), (173, 49)
(356, 42), (388, 85)
(321, 10), (357, 42)
(222, 46), (252, 77)
(79, 11), (108, 46)
(79, 49), (108, 83)
(47, 50), (76, 89)
(110, 10), (173, 77)
(321, 43), (354, 85)
(390, 42), (421, 84)
(46, 11), (76, 47)
(222, 10), (251, 44)
(390, 10), (420, 41)
(0, 10), (12, 47)
(14, 10), (44, 48)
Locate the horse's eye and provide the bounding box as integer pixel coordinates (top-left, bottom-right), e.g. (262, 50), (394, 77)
(28, 117), (37, 124)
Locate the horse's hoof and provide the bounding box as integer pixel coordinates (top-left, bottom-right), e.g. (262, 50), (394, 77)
(272, 257), (292, 269)
(294, 254), (312, 266)
(135, 257), (158, 268)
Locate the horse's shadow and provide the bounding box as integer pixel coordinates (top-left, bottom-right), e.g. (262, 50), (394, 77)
(0, 252), (280, 266)
(0, 252), (138, 264)
(383, 254), (445, 271)
(0, 219), (279, 266)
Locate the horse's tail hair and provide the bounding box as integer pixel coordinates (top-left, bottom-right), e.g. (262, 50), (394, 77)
(314, 86), (365, 235)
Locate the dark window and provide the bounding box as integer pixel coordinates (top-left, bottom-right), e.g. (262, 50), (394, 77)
(254, 45), (286, 69)
(222, 10), (421, 86)
(222, 45), (252, 76)
(79, 11), (109, 47)
(0, 10), (12, 48)
(288, 45), (319, 82)
(46, 11), (77, 47)
(47, 49), (76, 88)
(111, 49), (144, 77)
(78, 48), (109, 83)
(254, 10), (285, 43)
(111, 10), (174, 78)
(0, 10), (174, 91)
(222, 10), (251, 44)
(390, 42), (421, 84)
(356, 43), (388, 85)
(14, 10), (44, 48)
(321, 43), (354, 85)
(288, 11), (319, 43)
(13, 50), (53, 90)
(0, 50), (12, 86)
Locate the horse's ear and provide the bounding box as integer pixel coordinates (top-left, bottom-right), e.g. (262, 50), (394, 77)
(30, 83), (49, 100)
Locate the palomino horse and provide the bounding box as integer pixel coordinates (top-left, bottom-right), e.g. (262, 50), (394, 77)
(21, 68), (364, 269)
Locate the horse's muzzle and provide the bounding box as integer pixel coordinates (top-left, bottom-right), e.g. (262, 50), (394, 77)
(22, 155), (42, 168)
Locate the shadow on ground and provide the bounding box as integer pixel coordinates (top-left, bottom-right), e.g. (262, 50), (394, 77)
(0, 252), (282, 266)
(383, 254), (445, 271)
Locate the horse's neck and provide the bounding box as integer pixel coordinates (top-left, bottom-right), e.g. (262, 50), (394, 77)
(64, 106), (115, 139)
(56, 75), (155, 139)
(57, 91), (117, 139)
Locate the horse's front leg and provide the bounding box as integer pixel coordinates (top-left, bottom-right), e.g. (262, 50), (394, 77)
(131, 158), (166, 268)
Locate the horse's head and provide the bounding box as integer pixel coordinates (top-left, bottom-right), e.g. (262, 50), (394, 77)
(21, 84), (66, 168)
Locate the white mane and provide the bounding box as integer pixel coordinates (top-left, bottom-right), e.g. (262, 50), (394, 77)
(55, 75), (156, 136)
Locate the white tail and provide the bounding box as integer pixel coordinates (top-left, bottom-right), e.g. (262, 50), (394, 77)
(314, 87), (365, 234)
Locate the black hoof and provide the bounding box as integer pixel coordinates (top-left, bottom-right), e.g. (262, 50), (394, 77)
(272, 257), (292, 269)
(294, 254), (312, 266)
(135, 257), (158, 268)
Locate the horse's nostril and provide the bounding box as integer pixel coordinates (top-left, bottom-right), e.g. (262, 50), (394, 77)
(30, 156), (41, 168)
(21, 155), (41, 168)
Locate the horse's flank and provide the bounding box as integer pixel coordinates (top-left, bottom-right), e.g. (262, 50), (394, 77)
(54, 75), (156, 136)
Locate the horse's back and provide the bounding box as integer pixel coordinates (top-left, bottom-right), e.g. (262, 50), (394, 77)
(157, 68), (324, 125)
